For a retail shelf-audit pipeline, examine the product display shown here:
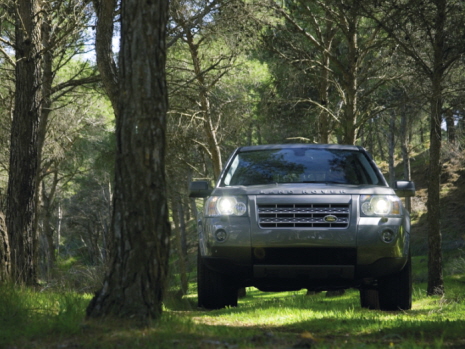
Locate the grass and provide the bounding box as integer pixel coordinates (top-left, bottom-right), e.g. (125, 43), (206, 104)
(0, 284), (91, 346)
(1, 272), (465, 349)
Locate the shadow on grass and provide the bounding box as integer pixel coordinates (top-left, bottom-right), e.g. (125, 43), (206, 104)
(175, 286), (465, 348)
(3, 278), (465, 349)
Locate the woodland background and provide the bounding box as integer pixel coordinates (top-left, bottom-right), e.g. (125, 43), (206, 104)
(1, 0), (465, 310)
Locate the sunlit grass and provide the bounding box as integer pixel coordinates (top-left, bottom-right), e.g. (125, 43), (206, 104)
(188, 281), (465, 348)
(1, 273), (465, 348)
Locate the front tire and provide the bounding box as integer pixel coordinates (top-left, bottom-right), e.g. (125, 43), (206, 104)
(378, 254), (412, 311)
(197, 250), (238, 309)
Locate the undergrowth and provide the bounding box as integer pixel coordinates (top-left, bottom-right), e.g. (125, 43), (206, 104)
(0, 284), (90, 345)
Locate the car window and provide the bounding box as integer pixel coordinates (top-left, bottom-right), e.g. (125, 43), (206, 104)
(221, 148), (382, 186)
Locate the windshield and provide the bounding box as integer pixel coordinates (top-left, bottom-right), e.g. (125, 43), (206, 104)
(222, 148), (383, 186)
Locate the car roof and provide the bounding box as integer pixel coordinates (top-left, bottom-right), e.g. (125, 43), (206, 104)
(237, 144), (364, 152)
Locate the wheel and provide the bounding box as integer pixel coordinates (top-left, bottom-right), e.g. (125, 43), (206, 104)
(360, 288), (380, 309)
(197, 249), (238, 309)
(378, 254), (412, 311)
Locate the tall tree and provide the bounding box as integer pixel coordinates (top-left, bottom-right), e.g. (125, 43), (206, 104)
(269, 0), (394, 145)
(0, 2), (14, 282)
(6, 0), (43, 285)
(86, 0), (170, 321)
(37, 0), (99, 273)
(1, 0), (100, 279)
(169, 0), (260, 177)
(363, 0), (465, 296)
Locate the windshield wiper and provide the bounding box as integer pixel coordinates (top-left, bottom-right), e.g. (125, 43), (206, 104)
(302, 180), (346, 184)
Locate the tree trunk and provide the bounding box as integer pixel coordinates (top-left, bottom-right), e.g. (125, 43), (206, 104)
(318, 25), (334, 144)
(185, 30), (223, 178)
(38, 8), (52, 163)
(426, 77), (444, 296)
(178, 202), (188, 256)
(41, 176), (58, 273)
(7, 0), (43, 285)
(444, 109), (456, 144)
(92, 0), (120, 115)
(86, 0), (170, 322)
(426, 1), (446, 295)
(388, 112), (396, 187)
(0, 212), (10, 282)
(366, 120), (375, 156)
(57, 204), (62, 257)
(400, 107), (412, 212)
(37, 9), (55, 276)
(340, 12), (358, 146)
(420, 121), (425, 145)
(188, 172), (198, 221)
(171, 199), (188, 296)
(376, 120), (386, 162)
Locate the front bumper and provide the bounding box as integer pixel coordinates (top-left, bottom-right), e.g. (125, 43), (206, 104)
(202, 245), (408, 290)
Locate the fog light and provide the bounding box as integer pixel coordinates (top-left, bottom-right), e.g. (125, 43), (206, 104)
(380, 229), (395, 243)
(215, 229), (227, 242)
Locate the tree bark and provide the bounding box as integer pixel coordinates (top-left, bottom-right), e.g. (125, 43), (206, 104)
(171, 199), (188, 296)
(318, 44), (332, 144)
(86, 0), (170, 322)
(376, 120), (386, 162)
(426, 0), (446, 296)
(444, 109), (456, 144)
(388, 112), (396, 187)
(6, 0), (43, 285)
(426, 75), (444, 296)
(341, 7), (359, 146)
(41, 173), (59, 273)
(0, 212), (10, 282)
(92, 0), (120, 115)
(400, 106), (412, 212)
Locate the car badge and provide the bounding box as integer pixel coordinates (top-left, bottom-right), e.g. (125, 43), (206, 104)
(323, 215), (338, 223)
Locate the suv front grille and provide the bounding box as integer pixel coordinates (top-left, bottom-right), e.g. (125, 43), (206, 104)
(257, 203), (350, 228)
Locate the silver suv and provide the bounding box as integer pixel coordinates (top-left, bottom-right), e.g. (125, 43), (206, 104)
(190, 144), (415, 311)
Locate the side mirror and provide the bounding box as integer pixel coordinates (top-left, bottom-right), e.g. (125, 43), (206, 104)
(189, 181), (212, 198)
(394, 180), (415, 197)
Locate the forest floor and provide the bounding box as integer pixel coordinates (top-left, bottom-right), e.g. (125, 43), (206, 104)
(4, 276), (465, 349)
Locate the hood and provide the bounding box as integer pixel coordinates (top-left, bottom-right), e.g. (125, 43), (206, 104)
(212, 183), (397, 197)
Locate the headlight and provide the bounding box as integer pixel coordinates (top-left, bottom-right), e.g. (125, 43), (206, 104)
(360, 195), (401, 216)
(205, 196), (248, 216)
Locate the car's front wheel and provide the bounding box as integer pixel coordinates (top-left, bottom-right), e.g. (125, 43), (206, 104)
(197, 249), (238, 309)
(378, 253), (412, 311)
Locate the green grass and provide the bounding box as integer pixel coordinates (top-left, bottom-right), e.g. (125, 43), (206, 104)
(0, 284), (91, 345)
(1, 276), (465, 348)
